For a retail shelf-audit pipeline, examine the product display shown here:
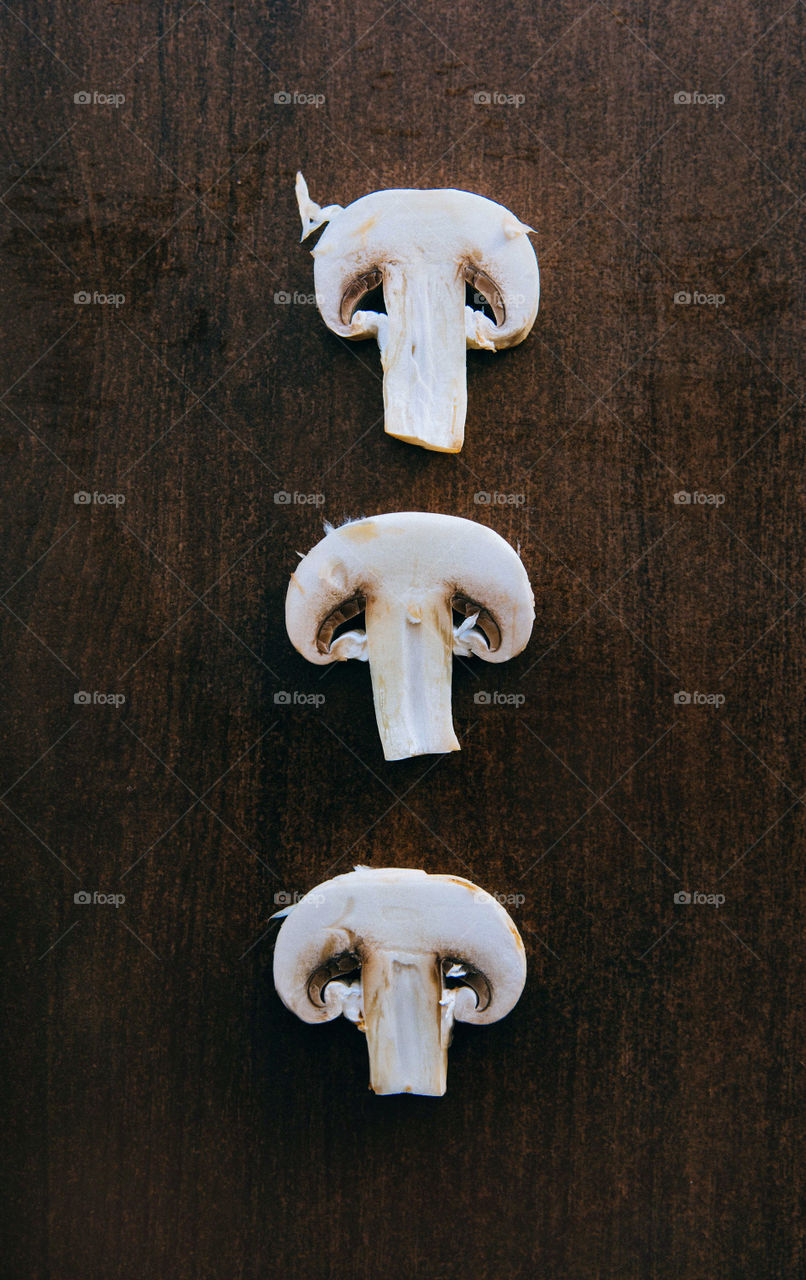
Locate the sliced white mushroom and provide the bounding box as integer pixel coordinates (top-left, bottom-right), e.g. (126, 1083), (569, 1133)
(296, 172), (540, 453)
(273, 866), (527, 1096)
(285, 512), (534, 761)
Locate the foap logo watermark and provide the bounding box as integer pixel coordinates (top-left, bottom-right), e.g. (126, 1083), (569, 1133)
(474, 491), (525, 507)
(75, 890), (126, 907)
(274, 90), (325, 108)
(273, 290), (324, 306)
(673, 90), (725, 109)
(474, 691), (526, 708)
(473, 91), (526, 108)
(74, 290), (125, 307)
(273, 490), (325, 506)
(673, 290), (725, 309)
(474, 888), (526, 907)
(674, 690), (725, 707)
(470, 290), (529, 310)
(673, 490), (725, 506)
(74, 490), (126, 506)
(674, 890), (725, 907)
(74, 90), (126, 108)
(470, 290), (503, 311)
(274, 690), (326, 708)
(74, 690), (126, 708)
(273, 889), (326, 907)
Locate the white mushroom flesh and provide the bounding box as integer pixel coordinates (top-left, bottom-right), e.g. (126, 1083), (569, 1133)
(285, 512), (535, 761)
(273, 867), (527, 1096)
(296, 173), (540, 453)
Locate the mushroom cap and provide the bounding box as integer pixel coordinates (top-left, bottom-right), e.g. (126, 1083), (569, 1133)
(285, 512), (535, 666)
(309, 187), (539, 349)
(273, 866), (527, 1026)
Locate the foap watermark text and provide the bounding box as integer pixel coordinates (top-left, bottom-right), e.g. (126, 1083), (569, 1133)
(474, 691), (526, 707)
(473, 91), (526, 108)
(74, 290), (125, 307)
(673, 90), (725, 108)
(274, 490), (325, 506)
(74, 90), (125, 108)
(674, 290), (725, 309)
(74, 691), (126, 707)
(674, 490), (725, 506)
(674, 691), (725, 707)
(475, 491), (525, 507)
(75, 890), (126, 907)
(274, 90), (325, 107)
(473, 888), (526, 907)
(674, 890), (725, 907)
(273, 290), (324, 306)
(274, 889), (326, 907)
(74, 490), (125, 506)
(274, 691), (325, 708)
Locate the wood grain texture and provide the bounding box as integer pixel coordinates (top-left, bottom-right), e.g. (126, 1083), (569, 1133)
(1, 2), (803, 1277)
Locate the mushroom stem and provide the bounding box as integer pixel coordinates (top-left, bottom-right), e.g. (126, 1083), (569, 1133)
(365, 594), (459, 761)
(361, 949), (452, 1096)
(378, 261), (467, 453)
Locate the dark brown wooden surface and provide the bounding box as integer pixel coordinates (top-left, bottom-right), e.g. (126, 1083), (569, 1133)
(2, 2), (804, 1277)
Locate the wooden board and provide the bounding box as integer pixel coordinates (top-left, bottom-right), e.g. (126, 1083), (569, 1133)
(1, 2), (803, 1276)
